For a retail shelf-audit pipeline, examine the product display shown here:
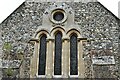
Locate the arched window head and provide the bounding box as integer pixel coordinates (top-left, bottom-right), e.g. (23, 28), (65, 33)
(70, 33), (78, 75)
(38, 34), (47, 75)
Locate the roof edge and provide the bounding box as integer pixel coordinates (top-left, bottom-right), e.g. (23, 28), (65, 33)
(98, 2), (120, 21)
(26, 0), (97, 3)
(118, 1), (120, 19)
(0, 2), (25, 24)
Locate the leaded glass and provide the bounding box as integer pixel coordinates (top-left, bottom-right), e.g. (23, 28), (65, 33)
(54, 32), (62, 75)
(38, 34), (47, 75)
(70, 34), (78, 75)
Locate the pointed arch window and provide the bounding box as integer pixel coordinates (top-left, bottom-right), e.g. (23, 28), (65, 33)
(38, 34), (47, 75)
(54, 31), (62, 75)
(70, 33), (78, 75)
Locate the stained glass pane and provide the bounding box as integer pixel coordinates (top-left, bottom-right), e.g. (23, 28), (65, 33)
(54, 32), (62, 75)
(70, 34), (78, 75)
(38, 34), (47, 75)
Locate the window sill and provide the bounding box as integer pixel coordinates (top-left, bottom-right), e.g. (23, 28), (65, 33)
(69, 75), (79, 78)
(36, 75), (46, 78)
(53, 75), (62, 78)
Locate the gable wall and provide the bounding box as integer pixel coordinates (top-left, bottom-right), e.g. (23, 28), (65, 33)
(0, 1), (120, 78)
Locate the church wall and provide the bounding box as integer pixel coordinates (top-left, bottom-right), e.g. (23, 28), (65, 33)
(0, 1), (120, 78)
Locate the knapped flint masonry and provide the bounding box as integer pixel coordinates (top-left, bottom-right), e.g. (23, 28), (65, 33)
(0, 0), (120, 79)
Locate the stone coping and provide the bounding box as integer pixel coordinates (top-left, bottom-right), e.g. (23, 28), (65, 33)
(26, 0), (97, 3)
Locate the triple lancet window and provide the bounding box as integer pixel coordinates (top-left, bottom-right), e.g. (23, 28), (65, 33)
(34, 8), (84, 78)
(38, 32), (79, 76)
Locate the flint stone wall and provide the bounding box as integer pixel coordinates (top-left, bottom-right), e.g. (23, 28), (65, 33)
(0, 1), (120, 78)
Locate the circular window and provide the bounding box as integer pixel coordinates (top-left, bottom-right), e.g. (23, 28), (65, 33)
(53, 12), (64, 21)
(50, 9), (67, 24)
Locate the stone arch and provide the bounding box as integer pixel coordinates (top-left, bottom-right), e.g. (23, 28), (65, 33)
(67, 28), (81, 38)
(35, 30), (50, 39)
(50, 26), (65, 37)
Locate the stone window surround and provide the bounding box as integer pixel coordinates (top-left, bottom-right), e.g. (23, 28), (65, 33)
(30, 27), (87, 78)
(50, 9), (68, 24)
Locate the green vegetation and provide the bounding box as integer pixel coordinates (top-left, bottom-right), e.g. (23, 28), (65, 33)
(2, 42), (13, 59)
(3, 42), (12, 52)
(5, 68), (14, 77)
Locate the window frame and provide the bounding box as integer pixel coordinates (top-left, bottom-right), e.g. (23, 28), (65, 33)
(69, 33), (79, 77)
(54, 31), (63, 76)
(38, 34), (47, 76)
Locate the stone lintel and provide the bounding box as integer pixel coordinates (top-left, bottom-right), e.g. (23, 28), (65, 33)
(46, 38), (54, 42)
(78, 38), (87, 41)
(62, 38), (69, 41)
(29, 39), (39, 43)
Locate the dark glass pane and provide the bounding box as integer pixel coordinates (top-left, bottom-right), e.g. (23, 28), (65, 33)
(54, 32), (62, 75)
(70, 34), (78, 75)
(53, 12), (64, 21)
(38, 34), (47, 75)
